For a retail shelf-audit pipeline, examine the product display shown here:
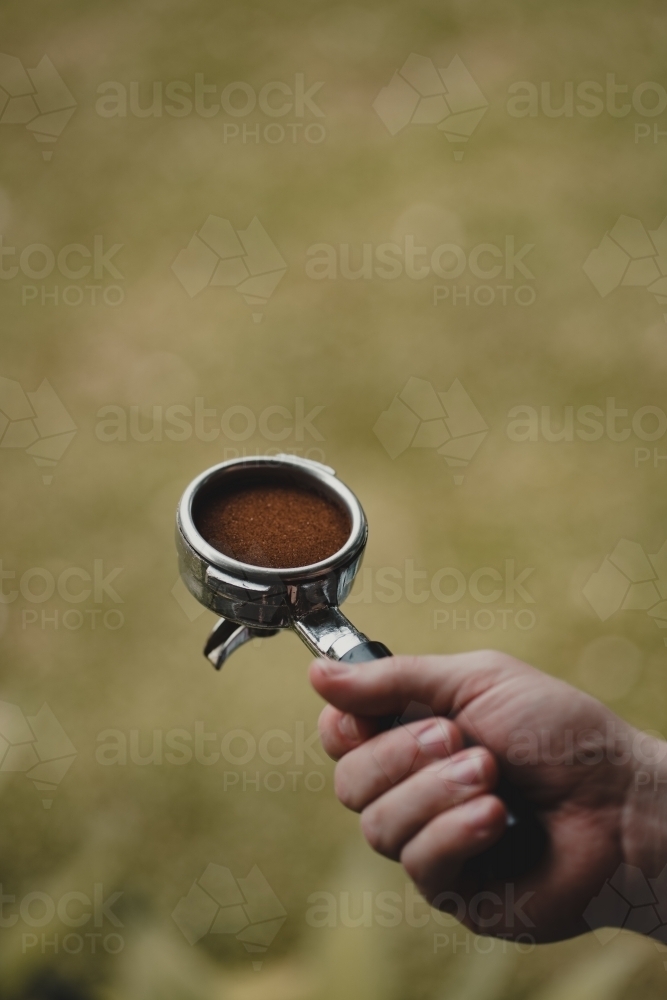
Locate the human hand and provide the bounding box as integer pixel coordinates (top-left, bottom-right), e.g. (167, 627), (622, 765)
(310, 651), (667, 943)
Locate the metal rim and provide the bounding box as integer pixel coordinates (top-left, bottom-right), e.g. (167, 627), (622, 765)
(177, 454), (367, 581)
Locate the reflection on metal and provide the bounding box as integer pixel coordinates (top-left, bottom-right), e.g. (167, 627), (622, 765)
(203, 617), (279, 670)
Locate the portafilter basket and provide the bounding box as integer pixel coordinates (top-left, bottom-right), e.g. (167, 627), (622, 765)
(176, 454), (391, 667)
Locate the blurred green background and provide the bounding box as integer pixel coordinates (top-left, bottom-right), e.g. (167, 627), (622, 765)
(2, 0), (667, 996)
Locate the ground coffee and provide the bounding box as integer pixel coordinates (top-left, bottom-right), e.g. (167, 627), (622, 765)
(195, 481), (351, 568)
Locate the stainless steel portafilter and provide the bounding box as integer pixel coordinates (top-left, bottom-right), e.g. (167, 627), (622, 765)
(175, 453), (547, 881)
(176, 454), (391, 668)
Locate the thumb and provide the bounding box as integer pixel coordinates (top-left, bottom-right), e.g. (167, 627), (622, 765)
(308, 651), (516, 722)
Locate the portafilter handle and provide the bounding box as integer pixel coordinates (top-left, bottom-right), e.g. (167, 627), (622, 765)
(292, 607), (391, 663)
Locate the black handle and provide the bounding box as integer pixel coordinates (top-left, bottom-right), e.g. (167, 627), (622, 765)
(464, 775), (548, 881)
(341, 640), (547, 881)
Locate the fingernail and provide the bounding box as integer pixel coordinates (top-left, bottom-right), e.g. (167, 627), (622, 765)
(417, 720), (451, 747)
(338, 713), (360, 741)
(441, 752), (485, 786)
(315, 659), (353, 676)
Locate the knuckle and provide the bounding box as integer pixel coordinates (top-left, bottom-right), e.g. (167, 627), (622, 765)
(479, 746), (498, 780)
(469, 745), (494, 773)
(394, 654), (430, 683)
(360, 804), (393, 857)
(359, 808), (381, 850)
(399, 845), (423, 884)
(455, 650), (524, 696)
(320, 736), (341, 763)
(317, 710), (340, 760)
(430, 718), (463, 754)
(333, 762), (361, 811)
(476, 648), (514, 673)
(383, 655), (424, 692)
(318, 735), (339, 762)
(372, 732), (418, 782)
